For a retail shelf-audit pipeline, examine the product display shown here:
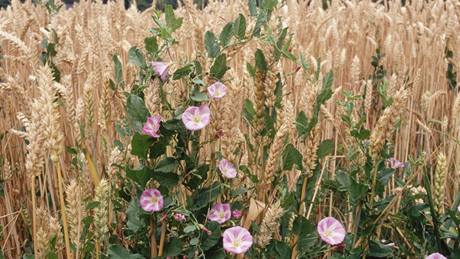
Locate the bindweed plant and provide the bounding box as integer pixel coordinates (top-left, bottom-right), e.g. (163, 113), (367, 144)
(93, 2), (460, 259)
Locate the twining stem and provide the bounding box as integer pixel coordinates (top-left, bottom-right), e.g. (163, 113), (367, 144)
(307, 161), (328, 219)
(55, 163), (72, 259)
(158, 220), (167, 256)
(150, 217), (158, 257)
(31, 176), (38, 257)
(299, 176), (309, 216)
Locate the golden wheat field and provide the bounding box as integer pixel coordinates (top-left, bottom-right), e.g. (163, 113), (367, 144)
(0, 0), (460, 258)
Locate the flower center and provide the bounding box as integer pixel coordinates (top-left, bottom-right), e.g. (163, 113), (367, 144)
(150, 196), (158, 204)
(323, 228), (333, 237)
(232, 238), (241, 248)
(192, 115), (202, 124)
(219, 211), (225, 219)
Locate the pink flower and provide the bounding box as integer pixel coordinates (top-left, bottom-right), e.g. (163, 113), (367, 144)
(208, 203), (231, 224)
(457, 204), (460, 213)
(218, 159), (237, 179)
(232, 210), (242, 219)
(139, 188), (164, 212)
(151, 62), (169, 81)
(142, 115), (161, 138)
(388, 158), (405, 169)
(317, 217), (346, 245)
(222, 226), (253, 254)
(426, 253), (447, 259)
(173, 213), (186, 222)
(207, 81), (227, 99)
(181, 104), (211, 131)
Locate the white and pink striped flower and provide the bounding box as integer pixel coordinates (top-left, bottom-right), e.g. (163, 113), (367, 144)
(142, 115), (161, 138)
(232, 210), (242, 219)
(151, 61), (169, 81)
(388, 158), (405, 169)
(181, 104), (211, 131)
(207, 81), (227, 99)
(317, 217), (346, 245)
(222, 226), (253, 254)
(139, 188), (164, 212)
(208, 203), (231, 224)
(218, 159), (237, 179)
(426, 253), (447, 259)
(173, 213), (186, 222)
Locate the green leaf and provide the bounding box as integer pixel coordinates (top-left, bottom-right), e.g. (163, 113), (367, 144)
(350, 128), (370, 140)
(126, 94), (149, 131)
(184, 225), (197, 233)
(86, 201), (100, 209)
(336, 171), (367, 205)
(144, 36), (158, 54)
(190, 91), (209, 102)
(317, 139), (334, 159)
(200, 222), (222, 250)
(262, 0), (278, 11)
(368, 240), (393, 257)
(255, 49), (267, 72)
(243, 99), (256, 122)
(300, 53), (309, 71)
(305, 71), (333, 134)
(173, 64), (194, 80)
(252, 9), (268, 37)
(108, 244), (145, 259)
(164, 4), (183, 32)
(233, 14), (246, 39)
(113, 55), (123, 86)
(126, 199), (143, 232)
(274, 27), (288, 61)
(128, 47), (146, 68)
(155, 157), (179, 173)
(282, 144), (303, 170)
(126, 94), (149, 122)
(267, 240), (291, 257)
(295, 111), (309, 136)
(219, 22), (233, 47)
(164, 238), (183, 256)
(190, 237), (199, 245)
(189, 183), (221, 210)
(126, 167), (151, 186)
(187, 164), (209, 189)
(292, 216), (317, 252)
(205, 31), (220, 58)
(246, 62), (256, 77)
(248, 0), (257, 16)
(210, 54), (229, 79)
(131, 133), (154, 159)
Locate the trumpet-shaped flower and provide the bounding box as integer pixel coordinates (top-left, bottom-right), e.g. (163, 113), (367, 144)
(181, 104), (211, 131)
(173, 213), (186, 222)
(151, 62), (169, 81)
(426, 253), (447, 259)
(218, 159), (237, 178)
(388, 158), (405, 169)
(207, 81), (227, 99)
(208, 203), (231, 224)
(139, 188), (164, 212)
(222, 226), (253, 254)
(317, 217), (346, 245)
(232, 210), (242, 219)
(142, 115), (161, 138)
